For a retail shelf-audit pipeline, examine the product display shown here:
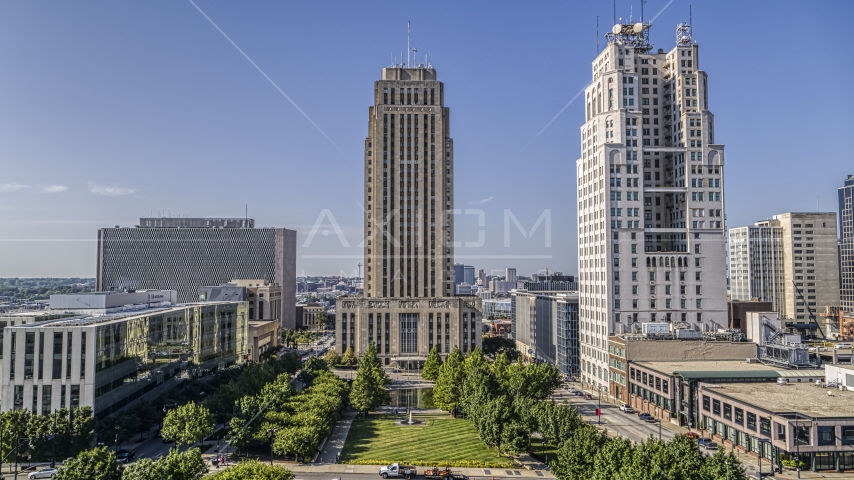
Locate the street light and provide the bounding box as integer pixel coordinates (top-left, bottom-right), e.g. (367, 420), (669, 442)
(266, 428), (279, 465)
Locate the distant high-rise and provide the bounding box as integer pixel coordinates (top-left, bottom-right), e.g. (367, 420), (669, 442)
(96, 217), (296, 329)
(729, 213), (840, 320)
(577, 21), (728, 390)
(840, 175), (854, 312)
(505, 268), (517, 282)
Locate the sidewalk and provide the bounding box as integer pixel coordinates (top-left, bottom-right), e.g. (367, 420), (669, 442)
(288, 463), (554, 478)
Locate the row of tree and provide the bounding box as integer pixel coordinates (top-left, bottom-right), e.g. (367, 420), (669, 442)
(228, 358), (349, 462)
(427, 347), (572, 457)
(323, 347), (358, 366)
(55, 445), (295, 480)
(0, 407), (95, 463)
(95, 352), (300, 445)
(551, 425), (747, 480)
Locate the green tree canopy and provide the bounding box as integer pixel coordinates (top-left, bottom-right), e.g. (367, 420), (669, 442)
(161, 401), (215, 447)
(349, 343), (388, 415)
(207, 460), (294, 480)
(421, 345), (443, 381)
(551, 425), (607, 480)
(481, 336), (519, 361)
(55, 447), (123, 480)
(122, 447), (207, 480)
(340, 347), (358, 366)
(432, 346), (464, 415)
(324, 349), (341, 366)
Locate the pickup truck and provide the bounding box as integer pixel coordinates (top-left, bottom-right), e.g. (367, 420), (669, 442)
(380, 463), (417, 479)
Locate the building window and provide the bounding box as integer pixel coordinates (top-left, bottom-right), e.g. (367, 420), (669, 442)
(734, 408), (744, 425)
(712, 399), (720, 415)
(747, 412), (757, 431)
(399, 313), (418, 354)
(70, 385), (80, 409)
(723, 403), (732, 420)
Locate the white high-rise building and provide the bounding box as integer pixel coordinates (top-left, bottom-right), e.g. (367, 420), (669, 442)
(728, 222), (785, 313)
(577, 21), (728, 390)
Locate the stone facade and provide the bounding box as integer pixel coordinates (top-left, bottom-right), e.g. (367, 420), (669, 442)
(335, 296), (481, 367)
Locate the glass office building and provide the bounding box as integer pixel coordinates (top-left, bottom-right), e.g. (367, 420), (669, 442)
(1, 301), (248, 419)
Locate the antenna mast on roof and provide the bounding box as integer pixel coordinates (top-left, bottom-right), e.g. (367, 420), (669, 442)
(596, 16), (599, 53)
(641, 0), (645, 23)
(613, 0), (616, 25)
(407, 21), (411, 67)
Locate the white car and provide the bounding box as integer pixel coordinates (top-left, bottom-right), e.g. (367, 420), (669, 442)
(835, 343), (853, 350)
(619, 404), (634, 413)
(28, 467), (58, 479)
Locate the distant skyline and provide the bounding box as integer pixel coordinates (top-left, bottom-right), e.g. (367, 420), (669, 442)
(1, 1), (852, 277)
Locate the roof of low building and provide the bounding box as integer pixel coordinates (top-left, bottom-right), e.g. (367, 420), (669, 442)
(700, 381), (854, 419)
(634, 360), (824, 380)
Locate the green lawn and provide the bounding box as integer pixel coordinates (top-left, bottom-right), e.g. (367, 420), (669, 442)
(340, 413), (513, 468)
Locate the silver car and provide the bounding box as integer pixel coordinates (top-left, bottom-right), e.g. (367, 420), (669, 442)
(28, 467), (58, 479)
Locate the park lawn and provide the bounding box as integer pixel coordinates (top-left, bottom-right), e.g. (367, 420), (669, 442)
(340, 413), (514, 468)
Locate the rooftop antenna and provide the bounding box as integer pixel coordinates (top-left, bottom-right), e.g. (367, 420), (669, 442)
(407, 21), (411, 67)
(613, 0), (616, 25)
(641, 0), (645, 23)
(690, 5), (693, 30)
(413, 47), (418, 66)
(596, 16), (599, 53)
(630, 5), (633, 23)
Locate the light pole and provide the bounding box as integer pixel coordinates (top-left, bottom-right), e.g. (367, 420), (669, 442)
(266, 428), (278, 465)
(598, 386), (602, 425)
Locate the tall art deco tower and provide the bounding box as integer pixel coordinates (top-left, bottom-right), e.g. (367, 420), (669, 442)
(363, 62), (454, 298)
(577, 21), (728, 391)
(337, 52), (481, 367)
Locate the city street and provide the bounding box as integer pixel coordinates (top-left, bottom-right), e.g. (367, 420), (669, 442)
(551, 383), (678, 444)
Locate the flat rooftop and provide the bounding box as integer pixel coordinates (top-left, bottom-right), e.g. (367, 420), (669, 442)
(7, 302), (241, 329)
(634, 360), (824, 379)
(703, 382), (854, 419)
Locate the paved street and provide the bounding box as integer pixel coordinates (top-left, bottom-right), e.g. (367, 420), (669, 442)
(551, 383), (677, 444)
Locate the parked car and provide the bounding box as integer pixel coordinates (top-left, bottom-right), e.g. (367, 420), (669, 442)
(27, 468), (58, 479)
(685, 431), (700, 439)
(116, 449), (136, 463)
(637, 412), (653, 421)
(619, 404), (634, 413)
(584, 394), (593, 400)
(575, 391), (584, 396)
(698, 438), (718, 450)
(835, 343), (853, 350)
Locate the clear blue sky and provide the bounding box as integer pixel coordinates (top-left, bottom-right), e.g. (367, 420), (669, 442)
(1, 0), (852, 278)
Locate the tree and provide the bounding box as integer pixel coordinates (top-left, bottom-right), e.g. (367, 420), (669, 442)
(590, 436), (634, 480)
(122, 448), (207, 480)
(490, 352), (511, 387)
(161, 401), (215, 447)
(324, 349), (341, 366)
(551, 425), (607, 480)
(55, 447), (122, 480)
(432, 346), (464, 416)
(536, 402), (582, 448)
(349, 343), (388, 415)
(481, 336), (519, 361)
(340, 347), (358, 366)
(421, 346), (443, 381)
(700, 448), (747, 480)
(462, 347), (487, 378)
(475, 395), (512, 456)
(207, 460), (294, 480)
